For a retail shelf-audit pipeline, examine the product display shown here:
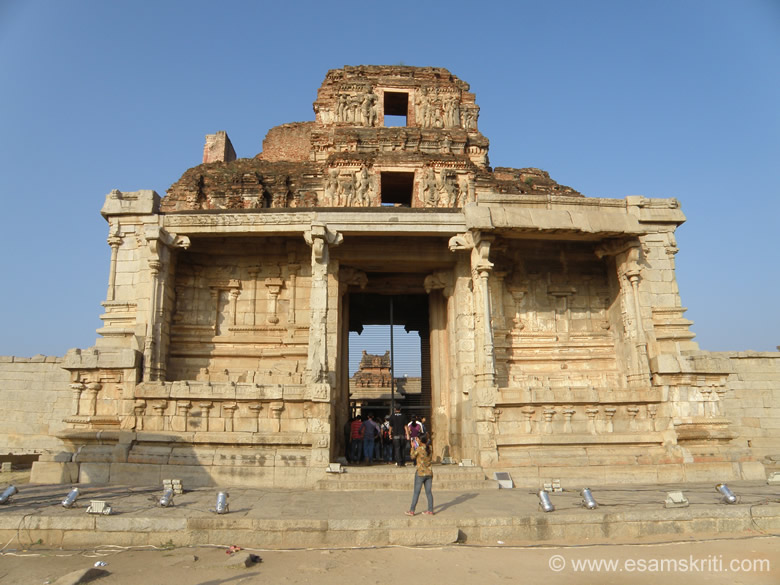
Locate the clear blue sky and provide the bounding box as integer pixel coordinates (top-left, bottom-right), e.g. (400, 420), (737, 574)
(1, 0), (778, 357)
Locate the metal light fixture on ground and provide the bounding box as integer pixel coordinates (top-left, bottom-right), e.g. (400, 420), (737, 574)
(580, 487), (599, 509)
(0, 485), (17, 504)
(159, 489), (175, 507)
(62, 487), (80, 508)
(538, 489), (555, 512)
(215, 491), (229, 514)
(716, 483), (738, 504)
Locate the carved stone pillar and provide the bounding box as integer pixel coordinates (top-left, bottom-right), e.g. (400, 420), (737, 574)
(714, 387), (728, 417)
(449, 230), (499, 465)
(596, 239), (650, 387)
(209, 289), (220, 331)
(287, 264), (300, 325)
(248, 403), (263, 432)
(223, 402), (238, 432)
(70, 382), (85, 416)
(152, 400), (168, 431)
(248, 267), (260, 326)
(303, 223), (343, 394)
(543, 408), (556, 434)
(448, 231), (496, 387)
(133, 400), (146, 431)
(106, 224), (122, 302)
(586, 407), (599, 434)
(144, 259), (162, 382)
(627, 406), (640, 430)
(229, 290), (240, 327)
(604, 407), (617, 433)
(143, 227), (189, 382)
(647, 404), (657, 431)
(199, 402), (213, 432)
(270, 402), (285, 432)
(85, 383), (101, 416)
(562, 407), (576, 433)
(521, 407), (536, 434)
(177, 400), (191, 432)
(265, 278), (284, 324)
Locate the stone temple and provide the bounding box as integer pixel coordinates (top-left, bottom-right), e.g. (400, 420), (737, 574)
(18, 65), (779, 488)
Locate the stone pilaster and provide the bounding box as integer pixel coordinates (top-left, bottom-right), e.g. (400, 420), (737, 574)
(143, 226), (190, 382)
(596, 239), (651, 388)
(449, 230), (499, 465)
(303, 223), (343, 397)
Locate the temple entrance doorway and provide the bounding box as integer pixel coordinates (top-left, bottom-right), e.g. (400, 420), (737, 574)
(346, 293), (431, 422)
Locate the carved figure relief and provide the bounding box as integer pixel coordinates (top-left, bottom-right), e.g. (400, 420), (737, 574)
(414, 88), (463, 129)
(420, 168), (467, 208)
(324, 166), (375, 207)
(335, 91), (378, 126)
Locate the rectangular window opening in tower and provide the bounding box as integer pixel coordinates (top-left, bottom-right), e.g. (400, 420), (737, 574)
(383, 91), (408, 127)
(380, 172), (414, 206)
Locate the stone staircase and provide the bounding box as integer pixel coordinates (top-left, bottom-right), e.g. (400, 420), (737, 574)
(315, 463), (498, 491)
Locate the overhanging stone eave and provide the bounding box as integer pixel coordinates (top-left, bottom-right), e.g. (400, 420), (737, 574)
(162, 208), (468, 236)
(465, 201), (648, 239)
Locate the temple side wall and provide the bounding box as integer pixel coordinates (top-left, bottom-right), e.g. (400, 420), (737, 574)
(0, 356), (70, 454)
(719, 352), (780, 466)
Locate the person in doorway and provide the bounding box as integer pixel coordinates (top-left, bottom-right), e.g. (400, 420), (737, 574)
(389, 406), (407, 467)
(362, 415), (380, 464)
(407, 414), (424, 463)
(350, 415), (364, 464)
(405, 434), (434, 516)
(381, 415), (393, 463)
(344, 417), (352, 462)
(407, 414), (423, 442)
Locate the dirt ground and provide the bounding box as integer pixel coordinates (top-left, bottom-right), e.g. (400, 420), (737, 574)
(0, 536), (777, 585)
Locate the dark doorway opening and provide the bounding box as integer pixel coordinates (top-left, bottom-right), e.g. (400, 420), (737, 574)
(380, 172), (414, 207)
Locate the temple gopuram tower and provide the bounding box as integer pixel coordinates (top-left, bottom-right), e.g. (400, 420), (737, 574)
(33, 65), (761, 488)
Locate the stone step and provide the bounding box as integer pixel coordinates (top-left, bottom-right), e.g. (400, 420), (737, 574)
(330, 467), (487, 481)
(316, 479), (498, 491)
(316, 465), (498, 491)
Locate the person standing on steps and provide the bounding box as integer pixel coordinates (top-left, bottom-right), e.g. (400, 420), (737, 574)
(406, 434), (434, 516)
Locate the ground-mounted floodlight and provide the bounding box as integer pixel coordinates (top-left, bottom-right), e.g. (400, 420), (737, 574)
(664, 491), (689, 508)
(159, 489), (175, 507)
(62, 487), (80, 508)
(494, 472), (513, 489)
(0, 485), (17, 504)
(716, 483), (737, 504)
(580, 487), (598, 509)
(538, 489), (555, 512)
(86, 500), (112, 515)
(215, 491), (229, 514)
